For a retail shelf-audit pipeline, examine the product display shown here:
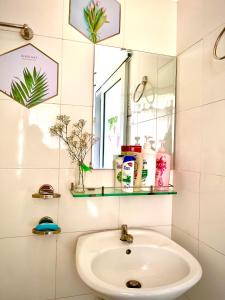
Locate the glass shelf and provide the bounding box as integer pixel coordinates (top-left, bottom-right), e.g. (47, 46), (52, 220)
(70, 186), (177, 198)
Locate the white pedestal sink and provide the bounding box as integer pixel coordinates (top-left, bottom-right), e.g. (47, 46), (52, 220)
(75, 229), (202, 300)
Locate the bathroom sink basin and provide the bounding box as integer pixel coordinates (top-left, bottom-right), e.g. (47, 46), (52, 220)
(75, 229), (202, 300)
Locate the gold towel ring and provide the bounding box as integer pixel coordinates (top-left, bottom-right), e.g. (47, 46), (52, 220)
(133, 76), (148, 103)
(213, 27), (225, 60)
(133, 75), (156, 103)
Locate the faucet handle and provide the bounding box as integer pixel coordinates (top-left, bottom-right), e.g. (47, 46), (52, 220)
(121, 224), (128, 233)
(126, 234), (133, 243)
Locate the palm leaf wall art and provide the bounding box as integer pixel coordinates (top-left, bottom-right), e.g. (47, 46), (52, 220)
(10, 66), (49, 108)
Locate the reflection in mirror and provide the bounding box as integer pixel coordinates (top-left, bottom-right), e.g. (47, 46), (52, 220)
(92, 45), (176, 170)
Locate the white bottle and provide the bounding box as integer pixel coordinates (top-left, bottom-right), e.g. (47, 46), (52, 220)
(122, 156), (135, 193)
(141, 136), (156, 190)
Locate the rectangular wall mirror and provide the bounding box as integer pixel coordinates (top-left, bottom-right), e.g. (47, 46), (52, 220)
(92, 45), (176, 170)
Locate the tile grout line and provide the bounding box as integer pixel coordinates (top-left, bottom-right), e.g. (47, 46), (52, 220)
(177, 21), (225, 56)
(118, 196), (121, 228)
(172, 225), (225, 258)
(174, 168), (225, 178)
(0, 21), (178, 57)
(176, 97), (225, 115)
(54, 235), (58, 299)
(197, 100), (204, 258)
(0, 99), (93, 108)
(55, 292), (93, 300)
(197, 172), (201, 258)
(0, 225), (172, 240)
(122, 0), (126, 49)
(55, 26), (63, 296)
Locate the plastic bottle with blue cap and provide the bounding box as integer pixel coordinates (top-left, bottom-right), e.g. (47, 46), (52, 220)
(122, 156), (135, 193)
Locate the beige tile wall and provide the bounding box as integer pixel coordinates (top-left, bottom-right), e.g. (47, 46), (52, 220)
(0, 0), (177, 299)
(173, 0), (225, 299)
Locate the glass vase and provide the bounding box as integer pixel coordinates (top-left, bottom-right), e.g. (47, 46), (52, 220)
(73, 162), (85, 193)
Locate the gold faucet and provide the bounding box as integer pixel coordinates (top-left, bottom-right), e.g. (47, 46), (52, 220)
(120, 224), (133, 243)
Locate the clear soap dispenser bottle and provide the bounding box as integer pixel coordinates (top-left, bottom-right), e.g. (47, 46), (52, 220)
(141, 136), (156, 190)
(155, 140), (171, 191)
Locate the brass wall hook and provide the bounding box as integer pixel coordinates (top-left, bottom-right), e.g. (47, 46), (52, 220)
(20, 24), (33, 40)
(0, 22), (33, 40)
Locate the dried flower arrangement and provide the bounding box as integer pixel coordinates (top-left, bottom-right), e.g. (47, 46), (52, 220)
(83, 0), (109, 43)
(50, 115), (98, 192)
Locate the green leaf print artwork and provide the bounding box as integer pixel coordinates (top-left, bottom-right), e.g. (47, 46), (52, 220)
(10, 66), (49, 108)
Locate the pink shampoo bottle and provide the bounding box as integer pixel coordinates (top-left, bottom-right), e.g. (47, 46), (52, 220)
(155, 141), (171, 190)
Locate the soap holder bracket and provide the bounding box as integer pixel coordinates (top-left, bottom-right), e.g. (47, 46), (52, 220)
(32, 184), (61, 199)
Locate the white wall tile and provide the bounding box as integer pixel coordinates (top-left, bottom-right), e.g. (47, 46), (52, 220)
(144, 225), (172, 238)
(175, 108), (202, 172)
(58, 169), (119, 232)
(202, 25), (225, 105)
(156, 114), (174, 157)
(173, 191), (199, 239)
(0, 0), (63, 38)
(175, 2), (225, 300)
(0, 169), (59, 238)
(177, 41), (203, 112)
(201, 100), (225, 176)
(0, 236), (56, 300)
(157, 58), (176, 117)
(129, 119), (156, 147)
(61, 40), (94, 106)
(158, 55), (174, 69)
(203, 0), (225, 37)
(173, 171), (200, 238)
(85, 169), (114, 187)
(172, 226), (199, 258)
(56, 232), (91, 298)
(172, 226), (200, 300)
(177, 0), (203, 54)
(129, 51), (158, 122)
(191, 242), (225, 300)
(119, 195), (172, 227)
(174, 170), (200, 195)
(124, 0), (177, 55)
(0, 101), (60, 168)
(0, 30), (27, 57)
(199, 174), (225, 255)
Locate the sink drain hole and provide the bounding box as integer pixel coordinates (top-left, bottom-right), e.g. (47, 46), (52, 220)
(126, 280), (142, 288)
(126, 249), (131, 255)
